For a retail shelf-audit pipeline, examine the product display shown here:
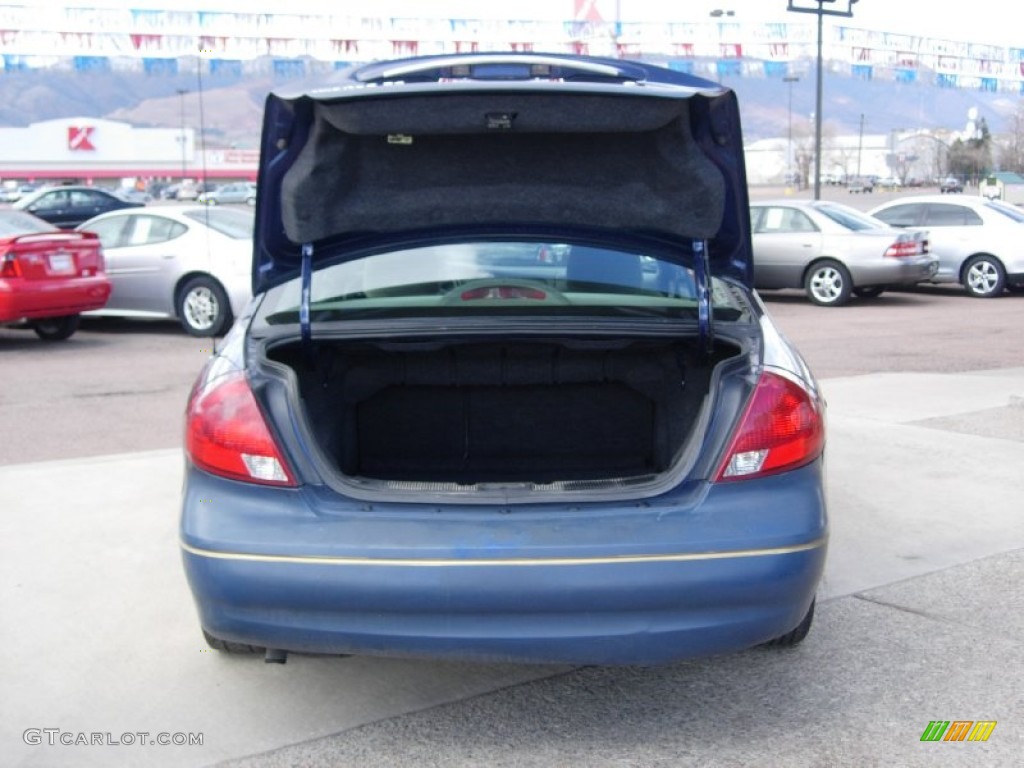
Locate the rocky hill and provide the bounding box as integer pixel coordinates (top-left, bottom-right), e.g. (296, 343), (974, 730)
(0, 64), (1018, 148)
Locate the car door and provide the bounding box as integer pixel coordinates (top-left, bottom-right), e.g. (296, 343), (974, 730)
(750, 205), (823, 289)
(918, 203), (984, 281)
(88, 213), (188, 314)
(67, 189), (117, 227)
(24, 189), (75, 228)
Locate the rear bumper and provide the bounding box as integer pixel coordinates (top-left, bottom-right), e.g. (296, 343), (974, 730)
(854, 255), (938, 287)
(0, 275), (111, 322)
(181, 462), (828, 665)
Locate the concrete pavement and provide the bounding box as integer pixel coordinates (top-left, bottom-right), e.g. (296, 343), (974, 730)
(2, 368), (1022, 767)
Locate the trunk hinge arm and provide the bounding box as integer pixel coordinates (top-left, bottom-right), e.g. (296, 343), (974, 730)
(693, 238), (714, 357)
(300, 242), (314, 367)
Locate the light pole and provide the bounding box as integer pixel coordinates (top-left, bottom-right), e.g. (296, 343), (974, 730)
(786, 1), (858, 200)
(784, 75), (799, 186)
(176, 88), (188, 182)
(856, 113), (864, 179)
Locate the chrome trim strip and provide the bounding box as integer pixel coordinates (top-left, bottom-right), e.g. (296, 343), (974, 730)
(181, 538), (826, 567)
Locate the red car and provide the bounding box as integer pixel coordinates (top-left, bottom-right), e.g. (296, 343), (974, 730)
(0, 209), (111, 340)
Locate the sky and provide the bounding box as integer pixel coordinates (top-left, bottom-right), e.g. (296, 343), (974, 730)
(6, 1), (1019, 48)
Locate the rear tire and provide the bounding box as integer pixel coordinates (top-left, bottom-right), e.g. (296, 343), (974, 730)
(762, 600), (815, 648)
(178, 276), (232, 337)
(202, 629), (262, 654)
(962, 255), (1006, 298)
(805, 260), (852, 306)
(31, 315), (80, 341)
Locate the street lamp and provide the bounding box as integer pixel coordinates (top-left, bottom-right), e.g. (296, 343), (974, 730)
(786, 1), (858, 200)
(176, 88), (188, 182)
(784, 75), (799, 186)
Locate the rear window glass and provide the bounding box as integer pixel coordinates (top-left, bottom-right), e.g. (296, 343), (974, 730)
(255, 242), (749, 326)
(0, 210), (54, 236)
(814, 203), (887, 231)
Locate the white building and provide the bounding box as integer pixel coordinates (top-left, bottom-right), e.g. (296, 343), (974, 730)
(0, 117), (256, 184)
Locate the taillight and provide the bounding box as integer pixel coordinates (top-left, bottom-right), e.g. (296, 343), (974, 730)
(1, 252), (22, 278)
(185, 372), (297, 486)
(884, 238), (923, 258)
(715, 372), (824, 482)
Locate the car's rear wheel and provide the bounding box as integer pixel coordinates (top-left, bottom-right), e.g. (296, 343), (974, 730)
(31, 315), (80, 341)
(761, 600), (815, 648)
(962, 255), (1006, 298)
(853, 286), (885, 299)
(245, 196), (256, 206)
(805, 260), (852, 306)
(202, 629), (262, 654)
(178, 276), (232, 337)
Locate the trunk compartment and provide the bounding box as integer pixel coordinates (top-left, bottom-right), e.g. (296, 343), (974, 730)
(267, 337), (739, 487)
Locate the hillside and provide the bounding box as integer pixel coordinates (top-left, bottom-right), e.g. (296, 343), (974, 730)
(0, 64), (1019, 148)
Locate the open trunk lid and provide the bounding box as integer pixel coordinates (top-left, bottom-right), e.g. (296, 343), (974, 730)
(251, 53), (754, 302)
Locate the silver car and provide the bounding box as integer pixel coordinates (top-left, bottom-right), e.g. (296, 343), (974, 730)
(870, 195), (1024, 297)
(751, 199), (937, 306)
(76, 205), (253, 336)
(199, 182), (257, 206)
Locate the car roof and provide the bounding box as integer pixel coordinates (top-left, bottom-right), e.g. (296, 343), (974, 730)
(76, 204), (256, 229)
(873, 194), (984, 206)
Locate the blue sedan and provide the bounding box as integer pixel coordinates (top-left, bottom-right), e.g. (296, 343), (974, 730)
(180, 53), (827, 665)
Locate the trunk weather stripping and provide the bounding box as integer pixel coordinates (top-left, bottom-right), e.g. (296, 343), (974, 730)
(300, 242), (313, 367)
(693, 239), (714, 356)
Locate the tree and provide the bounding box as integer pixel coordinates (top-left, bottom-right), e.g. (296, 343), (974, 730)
(949, 117), (993, 184)
(996, 100), (1024, 174)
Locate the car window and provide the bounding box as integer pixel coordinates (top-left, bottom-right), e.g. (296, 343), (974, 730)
(32, 191), (66, 210)
(255, 241), (749, 326)
(0, 210), (54, 236)
(922, 204), (982, 227)
(872, 204), (923, 227)
(69, 190), (106, 206)
(80, 216), (131, 247)
(125, 215), (188, 245)
(752, 207), (817, 234)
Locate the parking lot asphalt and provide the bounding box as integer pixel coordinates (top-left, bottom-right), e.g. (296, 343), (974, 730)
(2, 365), (1022, 767)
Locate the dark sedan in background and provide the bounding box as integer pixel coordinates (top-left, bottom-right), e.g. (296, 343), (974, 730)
(12, 185), (144, 229)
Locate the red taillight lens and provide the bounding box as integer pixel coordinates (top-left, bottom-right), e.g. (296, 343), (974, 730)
(1, 252), (22, 278)
(884, 238), (923, 258)
(185, 372), (297, 486)
(715, 372), (825, 482)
